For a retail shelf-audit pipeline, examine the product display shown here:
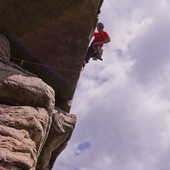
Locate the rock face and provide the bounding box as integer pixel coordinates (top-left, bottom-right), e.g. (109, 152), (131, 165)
(0, 0), (103, 112)
(0, 35), (77, 170)
(37, 108), (76, 170)
(0, 105), (51, 170)
(0, 0), (103, 169)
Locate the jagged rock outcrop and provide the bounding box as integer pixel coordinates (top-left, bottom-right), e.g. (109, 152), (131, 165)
(37, 108), (76, 170)
(0, 105), (51, 170)
(0, 0), (104, 169)
(0, 35), (76, 170)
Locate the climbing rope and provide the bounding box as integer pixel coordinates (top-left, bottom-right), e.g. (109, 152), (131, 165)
(0, 53), (83, 73)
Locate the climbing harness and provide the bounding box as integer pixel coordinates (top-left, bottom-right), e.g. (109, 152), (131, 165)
(91, 44), (103, 61)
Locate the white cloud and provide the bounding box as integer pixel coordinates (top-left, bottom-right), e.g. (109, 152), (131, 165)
(54, 0), (170, 170)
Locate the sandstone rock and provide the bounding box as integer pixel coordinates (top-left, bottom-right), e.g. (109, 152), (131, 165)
(0, 33), (77, 170)
(0, 33), (55, 112)
(0, 105), (51, 170)
(0, 104), (76, 170)
(0, 0), (104, 169)
(0, 37), (76, 169)
(0, 58), (55, 112)
(37, 108), (77, 170)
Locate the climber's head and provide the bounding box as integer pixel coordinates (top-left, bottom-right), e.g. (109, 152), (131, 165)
(97, 22), (104, 33)
(97, 22), (104, 27)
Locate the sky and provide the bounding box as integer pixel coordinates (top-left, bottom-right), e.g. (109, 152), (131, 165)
(54, 0), (170, 170)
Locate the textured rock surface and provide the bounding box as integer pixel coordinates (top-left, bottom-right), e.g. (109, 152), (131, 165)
(37, 108), (76, 170)
(0, 0), (104, 169)
(0, 57), (55, 111)
(0, 35), (10, 62)
(0, 35), (76, 170)
(0, 0), (103, 112)
(0, 105), (51, 170)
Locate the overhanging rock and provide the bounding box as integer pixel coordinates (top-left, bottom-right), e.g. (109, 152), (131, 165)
(0, 0), (104, 112)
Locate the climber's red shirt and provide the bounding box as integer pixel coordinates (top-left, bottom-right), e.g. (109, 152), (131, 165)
(91, 31), (110, 47)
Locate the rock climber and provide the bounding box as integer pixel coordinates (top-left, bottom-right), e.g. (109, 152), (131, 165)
(83, 22), (111, 67)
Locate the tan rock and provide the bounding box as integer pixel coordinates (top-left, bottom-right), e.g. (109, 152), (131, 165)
(0, 33), (77, 170)
(0, 58), (55, 112)
(0, 0), (104, 169)
(0, 105), (51, 170)
(37, 108), (77, 170)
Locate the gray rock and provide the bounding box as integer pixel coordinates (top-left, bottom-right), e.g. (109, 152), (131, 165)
(0, 57), (55, 112)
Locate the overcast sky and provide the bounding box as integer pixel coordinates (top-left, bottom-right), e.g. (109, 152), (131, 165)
(54, 0), (170, 170)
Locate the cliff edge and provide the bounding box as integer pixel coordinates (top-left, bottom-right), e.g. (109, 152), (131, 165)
(0, 0), (103, 169)
(0, 0), (103, 112)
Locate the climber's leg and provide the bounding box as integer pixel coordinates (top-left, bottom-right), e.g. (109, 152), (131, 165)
(84, 45), (95, 63)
